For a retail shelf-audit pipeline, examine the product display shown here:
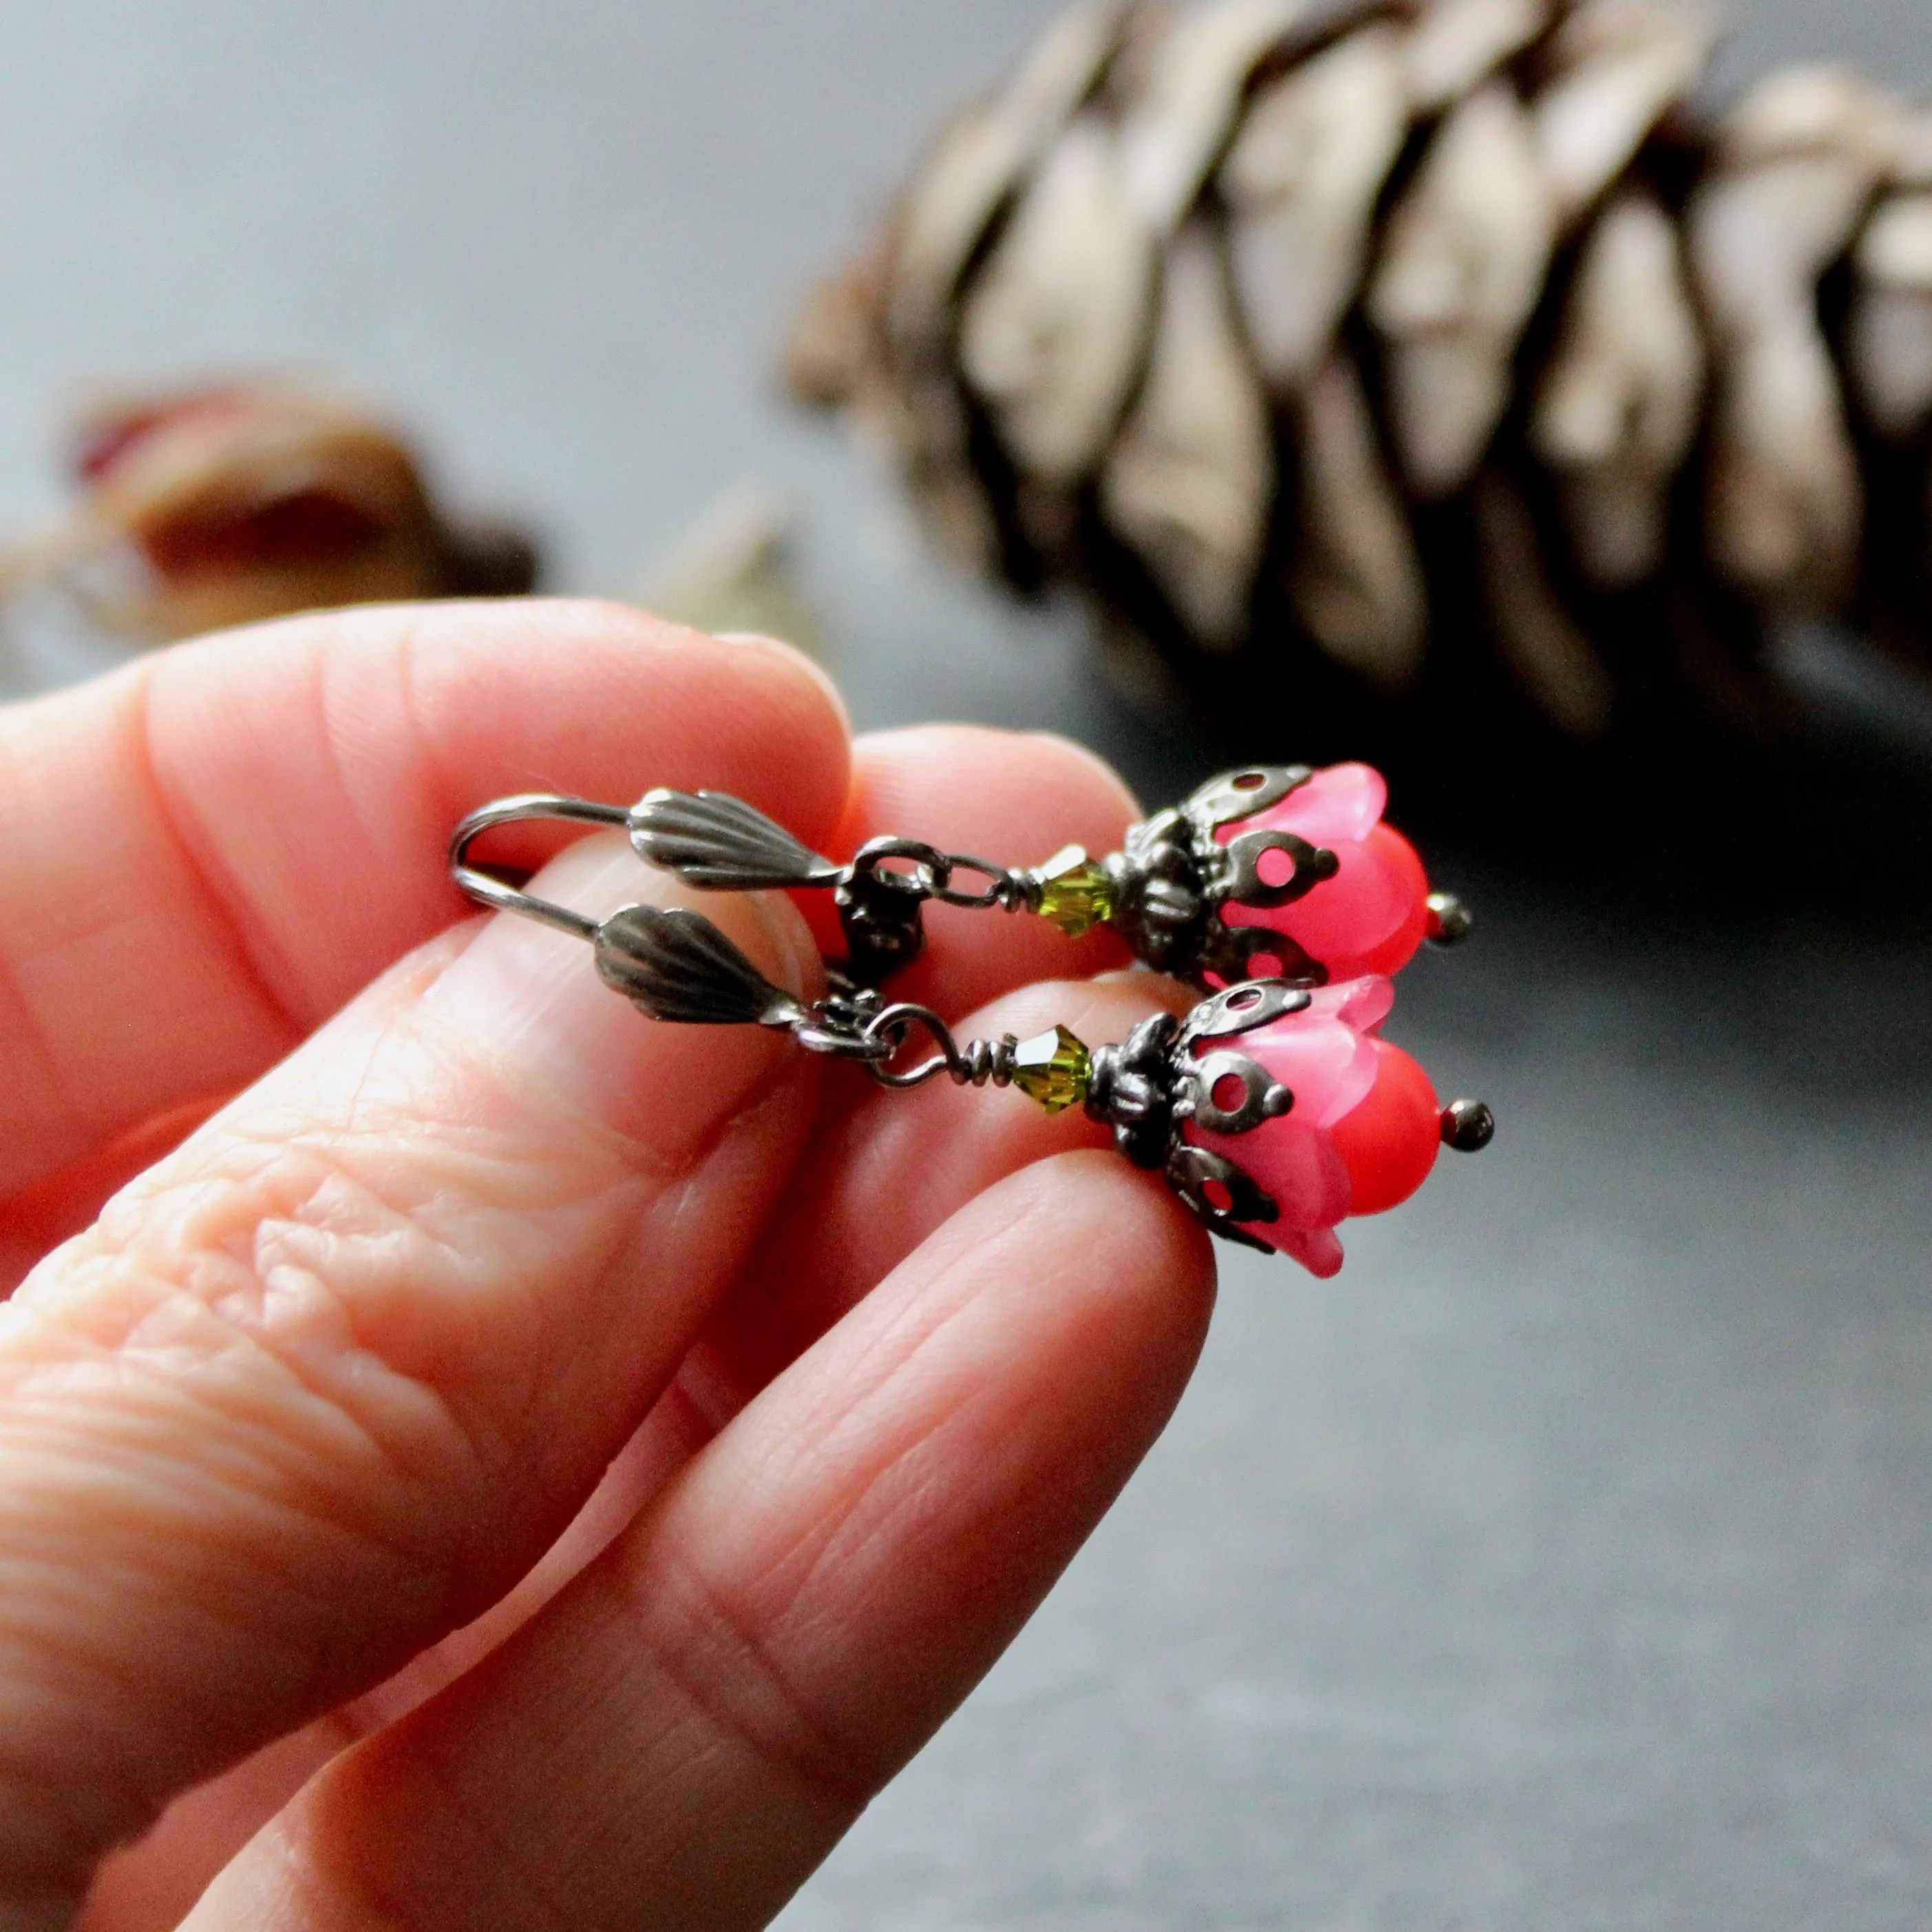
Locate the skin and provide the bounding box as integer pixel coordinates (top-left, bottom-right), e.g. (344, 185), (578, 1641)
(0, 599), (1216, 1931)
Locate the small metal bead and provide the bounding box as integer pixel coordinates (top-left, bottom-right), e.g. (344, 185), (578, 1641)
(1440, 1099), (1496, 1152)
(1426, 892), (1474, 945)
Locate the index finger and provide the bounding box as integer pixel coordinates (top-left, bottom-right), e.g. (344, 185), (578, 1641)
(0, 599), (850, 1202)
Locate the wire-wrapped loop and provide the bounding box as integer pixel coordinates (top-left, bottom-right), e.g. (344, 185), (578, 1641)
(861, 1003), (966, 1087)
(859, 1002), (1020, 1090)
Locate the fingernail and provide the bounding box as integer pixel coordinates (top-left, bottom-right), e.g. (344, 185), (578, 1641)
(420, 833), (820, 1157)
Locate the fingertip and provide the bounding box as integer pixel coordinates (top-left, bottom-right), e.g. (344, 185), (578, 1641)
(900, 1146), (1218, 1440)
(409, 599), (856, 838)
(1028, 1147), (1218, 1374)
(683, 1147), (1220, 1765)
(710, 629), (853, 745)
(1089, 967), (1198, 1016)
(1023, 729), (1141, 820)
(818, 725), (1140, 1015)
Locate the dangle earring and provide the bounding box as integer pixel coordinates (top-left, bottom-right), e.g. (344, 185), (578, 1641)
(617, 759), (1469, 992)
(450, 763), (1493, 1277)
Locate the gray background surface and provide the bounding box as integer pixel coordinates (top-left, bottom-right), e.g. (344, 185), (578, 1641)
(2, 3), (1931, 1926)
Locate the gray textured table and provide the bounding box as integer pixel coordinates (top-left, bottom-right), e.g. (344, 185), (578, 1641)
(2, 3), (1931, 1926)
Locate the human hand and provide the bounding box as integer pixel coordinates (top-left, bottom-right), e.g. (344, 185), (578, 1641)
(0, 602), (1215, 1931)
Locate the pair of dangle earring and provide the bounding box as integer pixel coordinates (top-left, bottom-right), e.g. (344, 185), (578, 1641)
(451, 760), (1492, 1277)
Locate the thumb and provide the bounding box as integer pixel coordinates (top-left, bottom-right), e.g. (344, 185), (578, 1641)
(0, 834), (822, 1922)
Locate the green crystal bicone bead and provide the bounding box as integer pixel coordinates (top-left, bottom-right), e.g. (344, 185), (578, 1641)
(1033, 845), (1115, 938)
(1009, 1024), (1092, 1114)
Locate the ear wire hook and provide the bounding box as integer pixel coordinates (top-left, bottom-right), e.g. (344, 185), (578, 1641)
(449, 792), (898, 1065)
(445, 797), (1067, 1094)
(448, 793), (633, 939)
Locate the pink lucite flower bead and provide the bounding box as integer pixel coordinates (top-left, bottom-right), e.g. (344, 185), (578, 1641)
(1215, 763), (1431, 984)
(1185, 976), (1441, 1277)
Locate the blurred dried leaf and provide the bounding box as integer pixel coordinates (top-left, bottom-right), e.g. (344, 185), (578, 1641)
(0, 383), (538, 645)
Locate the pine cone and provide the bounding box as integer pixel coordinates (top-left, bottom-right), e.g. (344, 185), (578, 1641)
(788, 0), (1932, 741)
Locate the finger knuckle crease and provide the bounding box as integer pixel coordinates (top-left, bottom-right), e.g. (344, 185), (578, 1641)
(632, 1551), (879, 1817)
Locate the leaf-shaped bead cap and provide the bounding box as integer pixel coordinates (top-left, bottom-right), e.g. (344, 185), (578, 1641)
(628, 789), (841, 889)
(593, 904), (805, 1028)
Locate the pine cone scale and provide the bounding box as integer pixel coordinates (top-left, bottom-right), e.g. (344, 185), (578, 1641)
(1222, 23), (1410, 393)
(1100, 222), (1275, 647)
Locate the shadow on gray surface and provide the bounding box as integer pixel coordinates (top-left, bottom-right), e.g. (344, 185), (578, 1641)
(1070, 620), (1932, 945)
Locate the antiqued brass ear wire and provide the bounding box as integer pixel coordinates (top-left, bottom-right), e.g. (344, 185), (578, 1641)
(450, 792), (1096, 1079)
(449, 765), (1492, 1278)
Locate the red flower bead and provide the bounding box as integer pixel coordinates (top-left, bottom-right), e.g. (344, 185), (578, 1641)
(1330, 1038), (1443, 1214)
(1185, 975), (1441, 1277)
(1213, 763), (1432, 984)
